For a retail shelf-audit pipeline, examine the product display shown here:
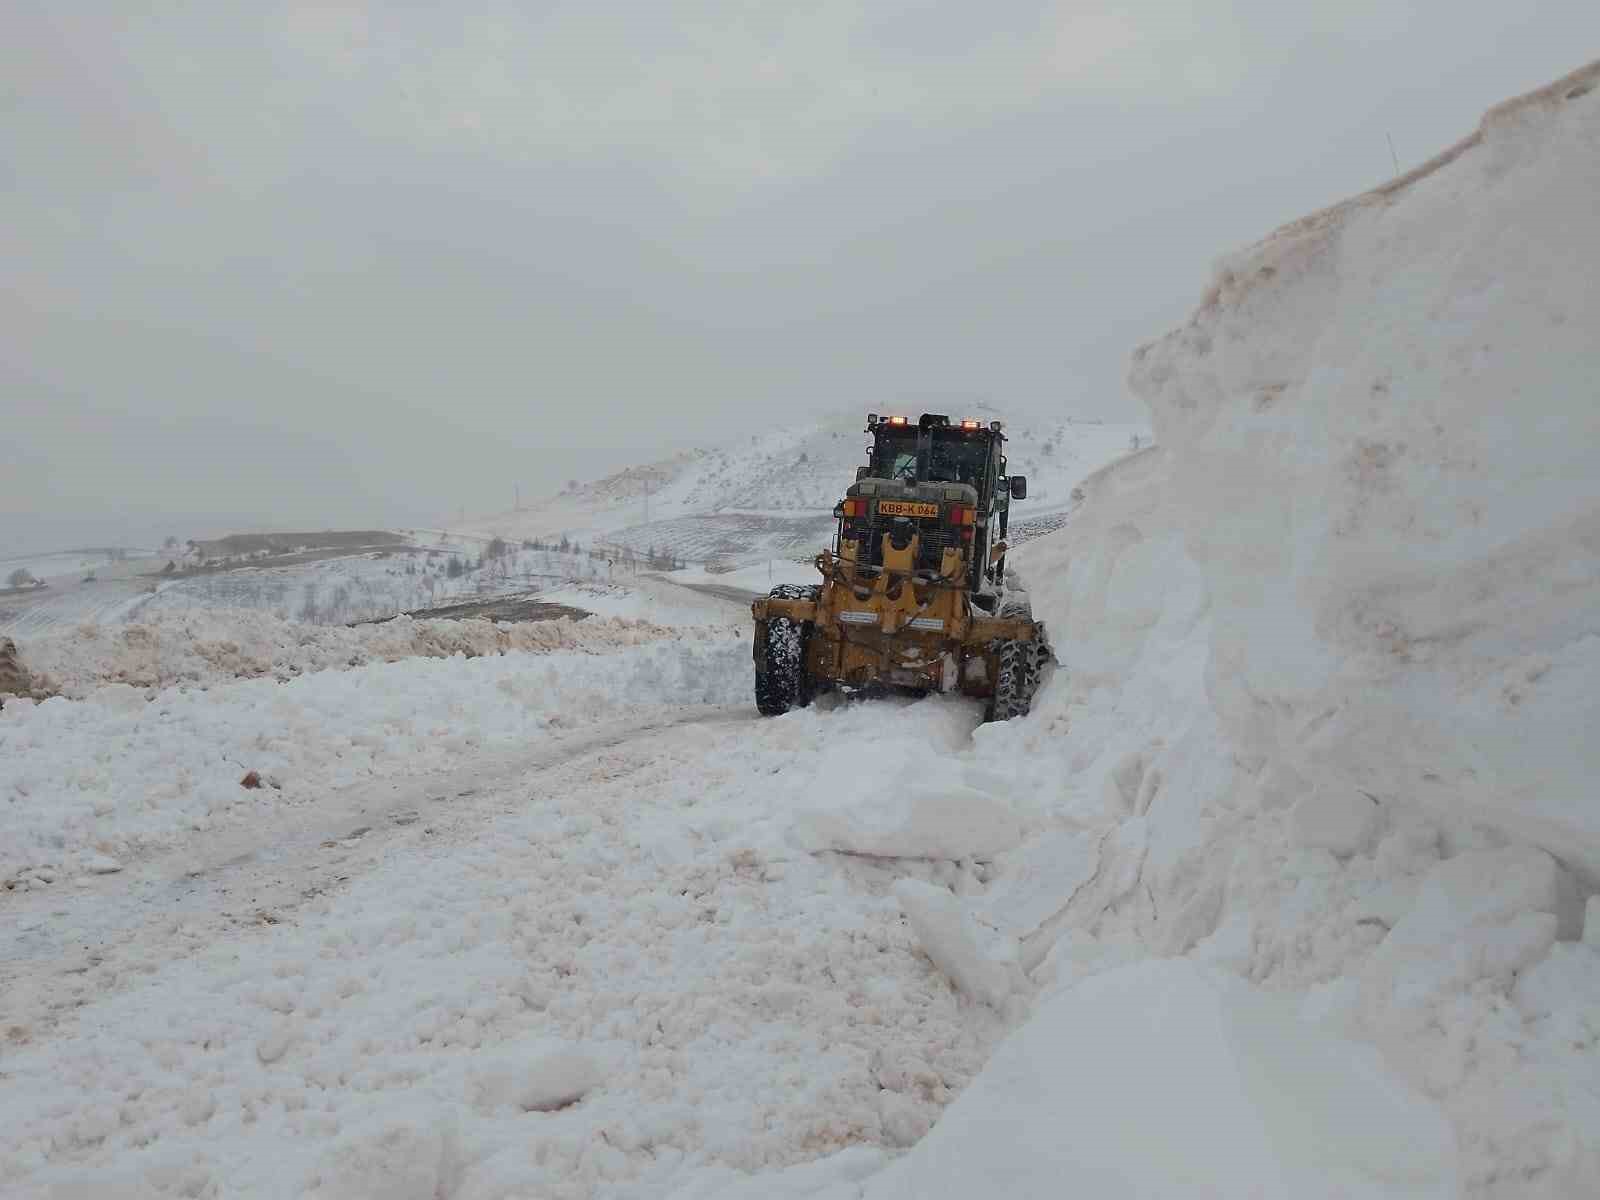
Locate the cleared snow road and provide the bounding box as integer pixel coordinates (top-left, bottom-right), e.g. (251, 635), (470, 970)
(643, 573), (763, 607)
(0, 706), (751, 1043)
(0, 679), (1009, 1199)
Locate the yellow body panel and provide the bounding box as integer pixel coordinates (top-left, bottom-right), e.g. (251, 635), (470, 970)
(751, 537), (1041, 699)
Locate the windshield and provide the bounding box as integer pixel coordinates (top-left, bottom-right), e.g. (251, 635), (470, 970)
(870, 429), (989, 487)
(929, 430), (987, 488)
(870, 432), (920, 481)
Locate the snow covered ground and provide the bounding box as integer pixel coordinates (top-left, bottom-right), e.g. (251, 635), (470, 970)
(1, 623), (746, 886)
(1, 690), (1014, 1199)
(2, 57), (1596, 1200)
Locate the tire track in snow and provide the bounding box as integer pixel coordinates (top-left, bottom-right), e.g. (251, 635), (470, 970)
(0, 698), (1008, 1199)
(0, 706), (750, 1044)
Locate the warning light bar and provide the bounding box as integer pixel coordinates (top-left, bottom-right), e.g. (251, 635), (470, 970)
(959, 419), (980, 430)
(887, 415), (908, 426)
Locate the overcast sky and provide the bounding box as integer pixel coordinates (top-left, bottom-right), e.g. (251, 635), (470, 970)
(4, 2), (1596, 551)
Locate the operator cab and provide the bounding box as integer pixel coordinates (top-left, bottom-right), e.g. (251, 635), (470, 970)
(838, 412), (1028, 596)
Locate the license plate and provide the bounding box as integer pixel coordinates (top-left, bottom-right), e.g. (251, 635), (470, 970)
(878, 500), (939, 518)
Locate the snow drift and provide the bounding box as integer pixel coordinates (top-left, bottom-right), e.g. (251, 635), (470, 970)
(1130, 60), (1600, 883)
(1, 632), (747, 885)
(873, 58), (1600, 1198)
(12, 607), (732, 700)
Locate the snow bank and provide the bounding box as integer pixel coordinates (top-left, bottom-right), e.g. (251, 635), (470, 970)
(15, 606), (728, 699)
(865, 959), (1458, 1199)
(1, 634), (746, 883)
(1129, 59), (1600, 881)
(868, 60), (1600, 1198)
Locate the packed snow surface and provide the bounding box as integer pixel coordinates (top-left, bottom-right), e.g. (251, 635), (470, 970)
(1, 697), (1010, 1199)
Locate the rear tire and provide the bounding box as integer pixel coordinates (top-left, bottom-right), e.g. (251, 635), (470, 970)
(755, 615), (812, 716)
(987, 638), (1036, 721)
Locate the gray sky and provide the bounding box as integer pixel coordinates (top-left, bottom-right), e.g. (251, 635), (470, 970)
(4, 2), (1596, 551)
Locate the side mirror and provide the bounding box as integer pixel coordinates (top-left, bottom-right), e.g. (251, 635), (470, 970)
(1009, 475), (1028, 500)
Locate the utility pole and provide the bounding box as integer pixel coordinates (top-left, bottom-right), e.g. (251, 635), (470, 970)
(1386, 132), (1400, 175)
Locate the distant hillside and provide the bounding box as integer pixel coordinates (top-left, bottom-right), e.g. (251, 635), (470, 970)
(454, 407), (1150, 566)
(189, 531), (408, 559)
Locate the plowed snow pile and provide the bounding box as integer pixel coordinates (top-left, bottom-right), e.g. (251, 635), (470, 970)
(849, 60), (1600, 1199)
(14, 608), (731, 699)
(1, 631), (746, 885)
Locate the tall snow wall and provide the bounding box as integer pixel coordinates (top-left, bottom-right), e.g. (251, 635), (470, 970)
(864, 59), (1600, 1200)
(1126, 58), (1600, 880)
(1041, 58), (1600, 881)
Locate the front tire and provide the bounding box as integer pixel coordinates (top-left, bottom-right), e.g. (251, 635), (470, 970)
(755, 615), (811, 715)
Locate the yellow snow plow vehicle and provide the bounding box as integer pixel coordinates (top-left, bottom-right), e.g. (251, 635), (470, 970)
(752, 412), (1050, 721)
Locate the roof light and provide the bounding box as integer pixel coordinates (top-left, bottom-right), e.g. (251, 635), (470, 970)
(960, 419), (980, 430)
(887, 415), (908, 426)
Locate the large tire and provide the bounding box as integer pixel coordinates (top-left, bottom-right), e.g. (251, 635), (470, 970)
(755, 614), (811, 716)
(987, 638), (1037, 721)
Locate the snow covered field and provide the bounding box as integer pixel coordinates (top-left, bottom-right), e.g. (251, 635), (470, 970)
(2, 58), (1597, 1200)
(0, 542), (613, 640)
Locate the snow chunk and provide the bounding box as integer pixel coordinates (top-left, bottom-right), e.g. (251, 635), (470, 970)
(1290, 787), (1379, 857)
(516, 1046), (602, 1112)
(973, 828), (1102, 939)
(795, 785), (1025, 860)
(893, 879), (1011, 1008)
(84, 854), (122, 875)
(256, 1023), (296, 1064)
(864, 959), (1458, 1199)
(1359, 847), (1579, 1026)
(475, 1043), (603, 1113)
(1388, 846), (1581, 946)
(179, 1087), (217, 1127)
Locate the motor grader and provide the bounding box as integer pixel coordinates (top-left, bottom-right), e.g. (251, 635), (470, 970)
(752, 412), (1050, 721)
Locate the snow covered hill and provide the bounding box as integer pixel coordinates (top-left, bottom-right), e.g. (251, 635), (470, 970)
(455, 408), (1147, 567)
